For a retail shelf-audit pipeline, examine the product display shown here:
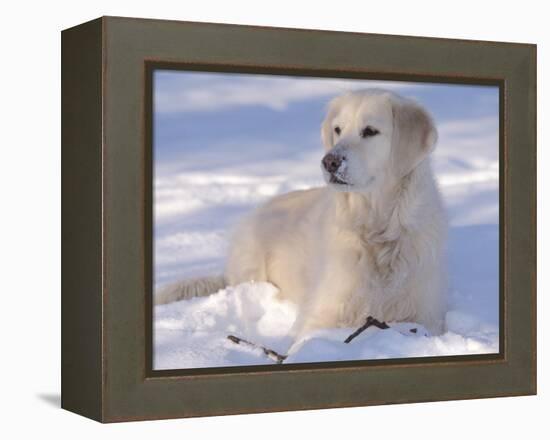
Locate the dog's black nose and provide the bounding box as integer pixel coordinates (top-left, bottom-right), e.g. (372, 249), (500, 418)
(322, 153), (342, 173)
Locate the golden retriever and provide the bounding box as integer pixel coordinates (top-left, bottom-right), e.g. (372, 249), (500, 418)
(156, 89), (447, 339)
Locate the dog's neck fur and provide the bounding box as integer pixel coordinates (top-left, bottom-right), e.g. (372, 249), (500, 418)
(329, 159), (439, 296)
(331, 159), (433, 242)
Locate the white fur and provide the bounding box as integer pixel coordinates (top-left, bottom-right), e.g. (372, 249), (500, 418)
(225, 90), (447, 338)
(157, 89), (447, 339)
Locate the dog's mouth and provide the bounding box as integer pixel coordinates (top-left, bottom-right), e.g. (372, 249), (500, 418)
(329, 174), (349, 185)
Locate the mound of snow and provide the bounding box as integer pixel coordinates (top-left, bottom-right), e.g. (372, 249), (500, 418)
(154, 281), (498, 370)
(154, 282), (295, 369)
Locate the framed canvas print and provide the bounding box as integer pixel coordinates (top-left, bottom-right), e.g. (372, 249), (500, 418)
(61, 16), (536, 422)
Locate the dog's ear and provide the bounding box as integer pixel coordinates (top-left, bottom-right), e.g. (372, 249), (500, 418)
(321, 115), (334, 151)
(321, 96), (343, 151)
(391, 98), (437, 177)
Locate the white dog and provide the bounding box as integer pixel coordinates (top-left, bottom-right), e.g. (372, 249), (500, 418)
(156, 89), (447, 338)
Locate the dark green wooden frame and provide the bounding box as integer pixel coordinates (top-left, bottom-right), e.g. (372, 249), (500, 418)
(61, 16), (536, 423)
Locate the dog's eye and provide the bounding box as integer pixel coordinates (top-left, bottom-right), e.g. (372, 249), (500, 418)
(334, 126), (341, 135)
(361, 126), (379, 138)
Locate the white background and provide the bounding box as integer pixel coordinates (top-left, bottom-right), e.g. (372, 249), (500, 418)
(0, 0), (546, 437)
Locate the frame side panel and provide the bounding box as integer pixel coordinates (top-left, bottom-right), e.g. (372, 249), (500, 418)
(61, 18), (104, 421)
(505, 45), (537, 394)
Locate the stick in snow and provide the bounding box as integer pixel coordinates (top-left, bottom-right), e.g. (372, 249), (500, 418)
(227, 335), (288, 364)
(344, 316), (390, 343)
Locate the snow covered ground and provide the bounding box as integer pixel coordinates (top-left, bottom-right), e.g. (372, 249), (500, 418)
(153, 72), (500, 370)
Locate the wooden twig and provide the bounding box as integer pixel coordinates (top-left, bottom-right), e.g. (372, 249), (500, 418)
(344, 316), (390, 343)
(227, 335), (287, 364)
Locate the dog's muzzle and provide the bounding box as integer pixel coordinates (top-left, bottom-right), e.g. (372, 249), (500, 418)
(322, 152), (343, 173)
(322, 152), (348, 185)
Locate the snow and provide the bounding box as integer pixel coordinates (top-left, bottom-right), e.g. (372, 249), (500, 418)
(153, 73), (499, 369)
(155, 281), (498, 369)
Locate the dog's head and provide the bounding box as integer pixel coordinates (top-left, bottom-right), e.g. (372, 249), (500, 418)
(320, 89), (437, 192)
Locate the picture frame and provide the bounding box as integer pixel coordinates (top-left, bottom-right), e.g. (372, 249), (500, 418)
(61, 16), (536, 422)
